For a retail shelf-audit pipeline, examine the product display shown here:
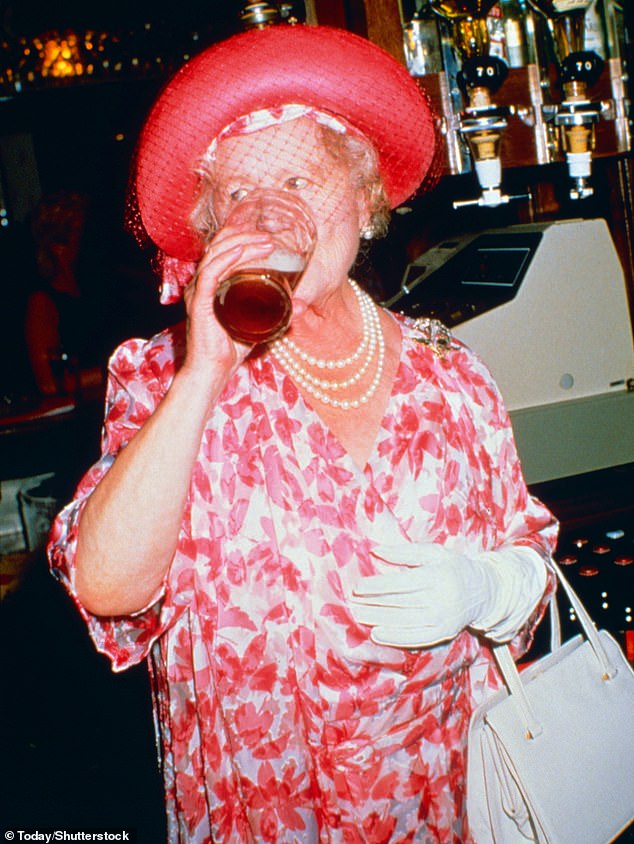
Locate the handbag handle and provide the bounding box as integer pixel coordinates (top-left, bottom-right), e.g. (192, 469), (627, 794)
(492, 560), (619, 740)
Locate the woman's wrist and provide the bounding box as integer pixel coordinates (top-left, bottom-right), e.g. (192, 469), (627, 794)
(171, 360), (229, 411)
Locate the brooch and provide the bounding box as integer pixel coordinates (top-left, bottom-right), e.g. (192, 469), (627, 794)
(412, 318), (454, 358)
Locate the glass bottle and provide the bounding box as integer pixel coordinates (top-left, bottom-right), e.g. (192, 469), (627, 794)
(431, 0), (499, 60)
(499, 0), (530, 66)
(403, 3), (443, 75)
(528, 0), (594, 61)
(487, 4), (507, 61)
(583, 0), (607, 57)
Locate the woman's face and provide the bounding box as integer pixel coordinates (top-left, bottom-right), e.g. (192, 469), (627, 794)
(209, 117), (370, 308)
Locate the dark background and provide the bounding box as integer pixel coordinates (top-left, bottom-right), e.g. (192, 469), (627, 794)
(2, 0), (240, 37)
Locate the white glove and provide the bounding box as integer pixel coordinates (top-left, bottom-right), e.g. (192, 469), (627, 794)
(349, 542), (547, 648)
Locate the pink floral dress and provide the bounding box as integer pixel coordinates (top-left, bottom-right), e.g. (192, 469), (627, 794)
(48, 313), (557, 844)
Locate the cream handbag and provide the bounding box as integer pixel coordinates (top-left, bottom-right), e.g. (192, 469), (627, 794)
(467, 561), (634, 844)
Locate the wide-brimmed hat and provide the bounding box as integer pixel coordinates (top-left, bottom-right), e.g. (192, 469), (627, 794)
(131, 24), (439, 265)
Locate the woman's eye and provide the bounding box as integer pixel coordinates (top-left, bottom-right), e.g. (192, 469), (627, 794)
(285, 177), (308, 190)
(229, 188), (249, 202)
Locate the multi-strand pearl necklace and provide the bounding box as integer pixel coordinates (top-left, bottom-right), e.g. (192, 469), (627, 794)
(271, 279), (385, 410)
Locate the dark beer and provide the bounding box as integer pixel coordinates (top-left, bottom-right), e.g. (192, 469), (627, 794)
(214, 267), (301, 345)
(212, 191), (315, 344)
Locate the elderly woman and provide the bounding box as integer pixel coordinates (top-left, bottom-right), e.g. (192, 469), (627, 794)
(48, 24), (557, 844)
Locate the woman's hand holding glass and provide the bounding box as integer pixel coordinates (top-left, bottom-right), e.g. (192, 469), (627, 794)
(209, 190), (317, 346)
(182, 227), (276, 379)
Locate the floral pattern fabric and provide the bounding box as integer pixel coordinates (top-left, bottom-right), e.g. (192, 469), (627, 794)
(49, 313), (557, 844)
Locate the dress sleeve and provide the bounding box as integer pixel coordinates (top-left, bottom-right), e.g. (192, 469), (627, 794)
(47, 333), (189, 671)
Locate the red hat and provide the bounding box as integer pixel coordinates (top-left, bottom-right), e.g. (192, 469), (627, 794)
(132, 24), (439, 263)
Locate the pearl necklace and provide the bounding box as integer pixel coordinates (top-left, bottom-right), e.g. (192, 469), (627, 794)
(278, 279), (372, 370)
(271, 279), (386, 410)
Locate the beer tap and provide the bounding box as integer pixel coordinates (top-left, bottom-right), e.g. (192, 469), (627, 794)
(431, 0), (523, 209)
(528, 0), (604, 199)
